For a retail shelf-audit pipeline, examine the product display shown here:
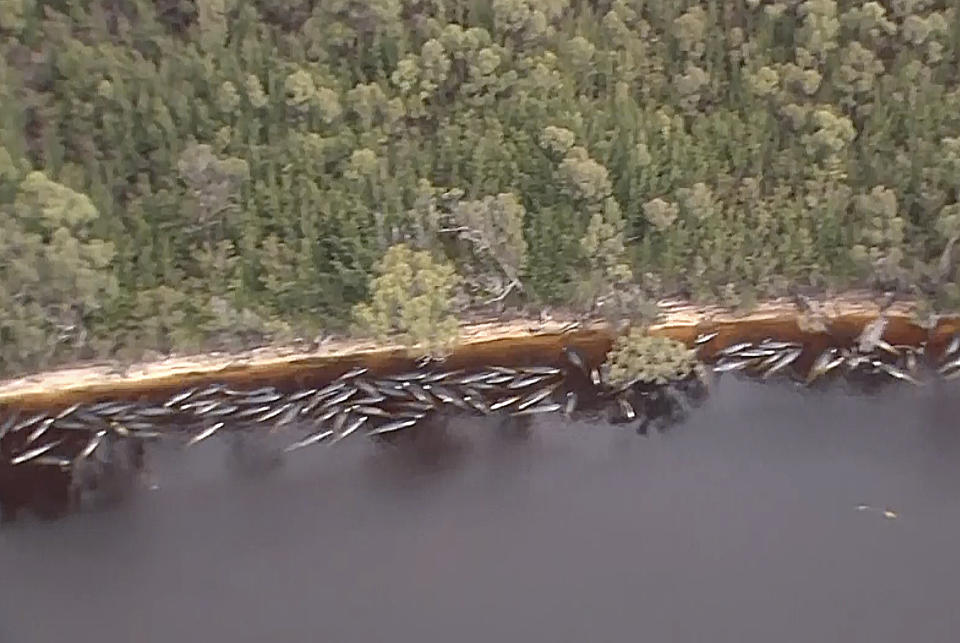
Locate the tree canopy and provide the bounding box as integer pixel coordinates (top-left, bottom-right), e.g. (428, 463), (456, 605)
(603, 327), (699, 386)
(1, 0), (959, 375)
(353, 243), (460, 356)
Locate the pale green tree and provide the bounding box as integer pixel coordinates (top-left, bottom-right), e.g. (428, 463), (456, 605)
(353, 244), (460, 357)
(577, 196), (633, 310)
(0, 0), (25, 33)
(850, 186), (907, 286)
(603, 327), (698, 386)
(0, 171), (117, 370)
(196, 0), (231, 51)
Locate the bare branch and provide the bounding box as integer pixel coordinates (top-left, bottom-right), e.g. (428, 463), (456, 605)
(482, 279), (520, 305)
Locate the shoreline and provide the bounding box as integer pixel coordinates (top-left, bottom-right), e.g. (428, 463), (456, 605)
(0, 293), (949, 408)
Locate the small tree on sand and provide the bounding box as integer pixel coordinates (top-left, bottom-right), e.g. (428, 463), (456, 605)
(353, 243), (460, 357)
(603, 327), (698, 387)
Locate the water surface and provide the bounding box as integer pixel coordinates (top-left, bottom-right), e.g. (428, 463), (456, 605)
(3, 377), (960, 643)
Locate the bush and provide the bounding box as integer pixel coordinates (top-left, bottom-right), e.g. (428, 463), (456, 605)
(352, 244), (460, 357)
(603, 327), (698, 386)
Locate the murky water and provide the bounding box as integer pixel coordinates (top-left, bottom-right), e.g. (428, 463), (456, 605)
(3, 376), (960, 643)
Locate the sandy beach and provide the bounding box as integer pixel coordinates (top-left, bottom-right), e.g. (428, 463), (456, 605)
(0, 293), (939, 408)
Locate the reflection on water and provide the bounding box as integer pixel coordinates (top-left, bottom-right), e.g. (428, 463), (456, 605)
(4, 376), (960, 642)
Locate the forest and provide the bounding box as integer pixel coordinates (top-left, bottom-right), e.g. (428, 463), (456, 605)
(1, 0), (959, 376)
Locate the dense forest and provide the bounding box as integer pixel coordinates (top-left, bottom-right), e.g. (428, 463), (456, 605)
(1, 0), (959, 375)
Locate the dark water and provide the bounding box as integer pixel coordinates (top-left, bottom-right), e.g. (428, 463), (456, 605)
(3, 376), (960, 643)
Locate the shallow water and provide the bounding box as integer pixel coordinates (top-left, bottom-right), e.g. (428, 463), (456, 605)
(3, 376), (960, 643)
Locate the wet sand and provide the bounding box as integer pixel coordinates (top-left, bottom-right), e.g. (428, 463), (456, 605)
(3, 376), (960, 642)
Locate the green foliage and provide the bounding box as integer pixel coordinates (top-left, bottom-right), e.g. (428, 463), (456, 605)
(0, 171), (117, 372)
(2, 0), (960, 377)
(576, 196), (633, 310)
(603, 328), (698, 387)
(352, 243), (460, 356)
(0, 0), (24, 34)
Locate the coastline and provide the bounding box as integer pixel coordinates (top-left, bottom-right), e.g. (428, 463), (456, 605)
(0, 292), (948, 409)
